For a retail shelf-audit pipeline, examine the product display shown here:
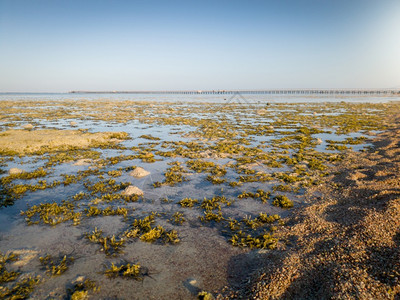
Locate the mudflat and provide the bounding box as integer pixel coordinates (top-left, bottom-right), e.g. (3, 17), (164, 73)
(1, 99), (400, 299)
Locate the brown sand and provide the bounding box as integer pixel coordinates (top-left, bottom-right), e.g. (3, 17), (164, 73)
(219, 115), (400, 299)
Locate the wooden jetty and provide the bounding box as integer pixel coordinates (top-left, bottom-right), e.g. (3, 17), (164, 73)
(70, 89), (400, 95)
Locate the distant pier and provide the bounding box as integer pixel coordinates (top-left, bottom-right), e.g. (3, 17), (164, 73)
(70, 89), (400, 95)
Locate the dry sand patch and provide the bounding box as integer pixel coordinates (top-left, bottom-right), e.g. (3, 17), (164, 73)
(0, 129), (128, 155)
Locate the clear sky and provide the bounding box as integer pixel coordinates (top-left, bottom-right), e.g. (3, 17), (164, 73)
(0, 0), (399, 92)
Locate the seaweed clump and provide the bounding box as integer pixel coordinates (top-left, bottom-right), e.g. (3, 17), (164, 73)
(85, 228), (125, 256)
(238, 189), (271, 203)
(84, 179), (129, 196)
(0, 252), (20, 283)
(0, 252), (41, 299)
(170, 212), (186, 225)
(21, 201), (81, 226)
(39, 254), (74, 276)
(124, 213), (180, 244)
(67, 278), (99, 300)
(198, 291), (214, 300)
(85, 206), (129, 218)
(153, 162), (187, 187)
(206, 175), (226, 185)
(0, 167), (48, 185)
(199, 196), (232, 223)
(226, 212), (281, 249)
(0, 275), (41, 300)
(272, 195), (294, 208)
(139, 134), (160, 141)
(104, 263), (145, 281)
(230, 231), (277, 249)
(178, 197), (198, 208)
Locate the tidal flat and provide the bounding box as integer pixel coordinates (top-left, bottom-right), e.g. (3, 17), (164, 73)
(1, 98), (400, 299)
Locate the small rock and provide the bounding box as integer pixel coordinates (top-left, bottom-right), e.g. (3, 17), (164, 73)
(122, 185), (143, 196)
(129, 167), (150, 178)
(316, 138), (323, 144)
(23, 124), (34, 130)
(70, 121), (78, 126)
(9, 168), (24, 175)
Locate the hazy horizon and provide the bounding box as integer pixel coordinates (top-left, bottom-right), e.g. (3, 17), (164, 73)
(1, 0), (400, 93)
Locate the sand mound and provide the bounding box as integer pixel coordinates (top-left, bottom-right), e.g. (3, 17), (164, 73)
(0, 129), (129, 155)
(129, 167), (150, 178)
(122, 185), (143, 196)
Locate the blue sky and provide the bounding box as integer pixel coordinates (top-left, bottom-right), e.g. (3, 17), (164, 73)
(0, 0), (399, 92)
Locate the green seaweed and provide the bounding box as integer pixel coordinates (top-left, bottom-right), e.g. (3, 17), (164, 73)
(272, 195), (294, 208)
(154, 161), (188, 187)
(21, 201), (81, 226)
(0, 252), (20, 283)
(39, 254), (74, 276)
(85, 228), (126, 256)
(85, 206), (129, 218)
(0, 275), (41, 300)
(230, 230), (277, 249)
(238, 189), (271, 203)
(0, 167), (48, 185)
(178, 197), (199, 208)
(206, 175), (226, 185)
(139, 134), (160, 140)
(200, 211), (224, 223)
(198, 291), (214, 300)
(68, 278), (99, 300)
(124, 213), (180, 244)
(104, 263), (144, 280)
(170, 212), (186, 225)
